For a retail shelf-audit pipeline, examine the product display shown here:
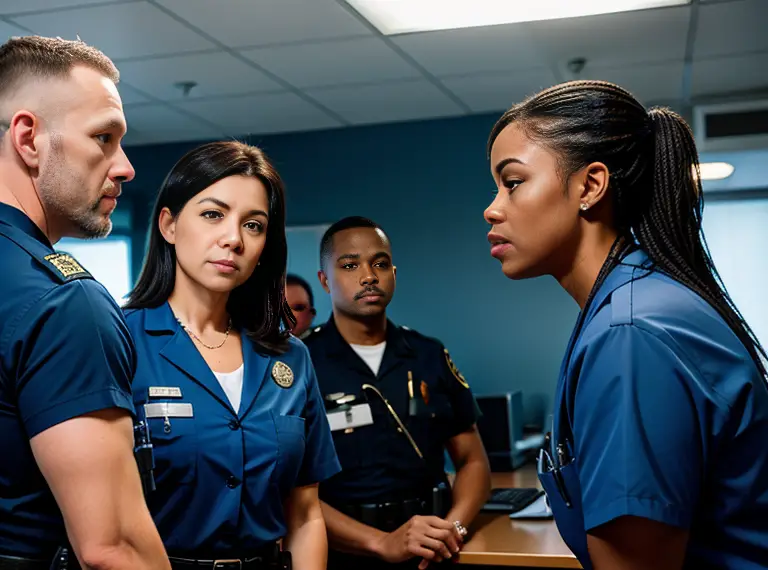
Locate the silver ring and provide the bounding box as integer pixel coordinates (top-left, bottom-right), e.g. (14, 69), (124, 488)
(453, 520), (468, 537)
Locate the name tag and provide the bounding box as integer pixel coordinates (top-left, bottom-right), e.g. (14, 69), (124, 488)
(144, 402), (194, 419)
(327, 403), (373, 432)
(148, 386), (182, 399)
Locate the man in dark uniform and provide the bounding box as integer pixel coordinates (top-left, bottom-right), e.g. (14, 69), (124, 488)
(0, 37), (169, 569)
(304, 217), (491, 569)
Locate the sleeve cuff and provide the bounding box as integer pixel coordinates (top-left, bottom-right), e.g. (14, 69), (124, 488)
(24, 387), (135, 438)
(296, 456), (342, 487)
(584, 495), (691, 532)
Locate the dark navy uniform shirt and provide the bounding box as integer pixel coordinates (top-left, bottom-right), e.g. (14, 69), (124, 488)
(542, 249), (768, 570)
(304, 318), (478, 506)
(124, 303), (340, 558)
(0, 203), (135, 557)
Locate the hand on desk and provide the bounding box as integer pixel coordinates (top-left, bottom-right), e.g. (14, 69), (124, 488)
(373, 515), (463, 569)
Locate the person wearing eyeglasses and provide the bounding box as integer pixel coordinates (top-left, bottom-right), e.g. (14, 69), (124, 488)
(286, 273), (317, 339)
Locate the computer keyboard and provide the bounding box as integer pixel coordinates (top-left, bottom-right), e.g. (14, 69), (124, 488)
(483, 487), (544, 513)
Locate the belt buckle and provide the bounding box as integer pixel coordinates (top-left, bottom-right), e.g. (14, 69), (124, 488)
(213, 560), (242, 570)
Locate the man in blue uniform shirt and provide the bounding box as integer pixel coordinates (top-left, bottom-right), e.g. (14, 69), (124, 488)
(304, 217), (491, 570)
(0, 36), (168, 569)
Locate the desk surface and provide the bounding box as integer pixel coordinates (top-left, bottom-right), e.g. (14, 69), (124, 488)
(458, 467), (581, 568)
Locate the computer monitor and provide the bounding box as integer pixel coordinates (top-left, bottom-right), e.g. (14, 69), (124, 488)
(475, 391), (525, 471)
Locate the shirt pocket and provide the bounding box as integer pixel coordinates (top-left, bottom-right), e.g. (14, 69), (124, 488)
(146, 407), (199, 486)
(407, 391), (454, 458)
(272, 412), (306, 495)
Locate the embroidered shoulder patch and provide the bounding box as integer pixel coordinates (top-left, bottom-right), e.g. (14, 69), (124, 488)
(444, 349), (469, 389)
(43, 253), (92, 282)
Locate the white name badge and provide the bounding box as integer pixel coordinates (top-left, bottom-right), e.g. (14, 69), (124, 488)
(148, 386), (182, 398)
(327, 403), (373, 432)
(144, 402), (194, 419)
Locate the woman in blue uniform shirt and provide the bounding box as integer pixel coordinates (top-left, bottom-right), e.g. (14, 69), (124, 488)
(123, 141), (340, 569)
(484, 80), (768, 570)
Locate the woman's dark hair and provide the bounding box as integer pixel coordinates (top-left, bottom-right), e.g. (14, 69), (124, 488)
(488, 79), (767, 379)
(125, 141), (294, 354)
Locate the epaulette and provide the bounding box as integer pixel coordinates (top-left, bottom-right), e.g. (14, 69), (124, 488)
(0, 223), (93, 284)
(301, 325), (324, 342)
(40, 252), (93, 283)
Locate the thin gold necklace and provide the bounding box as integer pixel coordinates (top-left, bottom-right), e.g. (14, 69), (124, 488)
(177, 318), (232, 350)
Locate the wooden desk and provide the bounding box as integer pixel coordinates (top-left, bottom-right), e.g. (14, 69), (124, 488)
(457, 467), (581, 568)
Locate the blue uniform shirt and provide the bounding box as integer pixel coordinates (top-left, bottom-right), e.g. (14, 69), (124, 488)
(304, 318), (478, 506)
(0, 203), (135, 557)
(544, 249), (768, 569)
(124, 303), (340, 558)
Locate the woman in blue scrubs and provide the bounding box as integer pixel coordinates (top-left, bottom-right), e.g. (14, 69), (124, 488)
(484, 80), (768, 570)
(123, 141), (340, 569)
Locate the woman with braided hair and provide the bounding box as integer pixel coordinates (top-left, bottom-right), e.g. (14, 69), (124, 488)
(484, 80), (768, 570)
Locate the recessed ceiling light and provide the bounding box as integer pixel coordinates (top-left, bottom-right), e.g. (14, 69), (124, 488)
(344, 0), (690, 35)
(699, 162), (735, 181)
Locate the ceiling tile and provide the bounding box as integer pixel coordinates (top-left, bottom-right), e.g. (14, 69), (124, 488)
(12, 2), (215, 60)
(117, 82), (152, 105)
(527, 6), (690, 68)
(692, 52), (768, 97)
(241, 37), (420, 89)
(306, 79), (466, 125)
(157, 0), (371, 48)
(0, 19), (33, 41)
(393, 24), (548, 77)
(123, 103), (223, 145)
(121, 127), (156, 147)
(0, 0), (120, 15)
(440, 69), (558, 113)
(694, 0), (768, 58)
(118, 51), (282, 101)
(175, 92), (342, 136)
(574, 61), (685, 105)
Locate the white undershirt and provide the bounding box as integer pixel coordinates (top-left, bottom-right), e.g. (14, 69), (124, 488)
(350, 342), (387, 376)
(213, 364), (245, 412)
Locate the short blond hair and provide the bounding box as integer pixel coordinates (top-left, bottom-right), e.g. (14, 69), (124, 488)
(0, 36), (118, 105)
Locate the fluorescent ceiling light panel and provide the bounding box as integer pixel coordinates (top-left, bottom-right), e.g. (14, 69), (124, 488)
(699, 162), (735, 181)
(345, 0), (690, 35)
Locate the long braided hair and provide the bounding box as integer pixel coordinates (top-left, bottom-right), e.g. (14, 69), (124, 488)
(488, 80), (768, 380)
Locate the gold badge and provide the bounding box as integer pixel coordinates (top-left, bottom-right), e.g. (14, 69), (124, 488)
(272, 361), (294, 388)
(444, 349), (469, 389)
(420, 381), (430, 404)
(44, 253), (89, 279)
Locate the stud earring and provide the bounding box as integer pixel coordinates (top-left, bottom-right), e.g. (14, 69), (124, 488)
(580, 203), (589, 211)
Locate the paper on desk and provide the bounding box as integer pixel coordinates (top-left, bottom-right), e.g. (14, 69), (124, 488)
(508, 493), (553, 520)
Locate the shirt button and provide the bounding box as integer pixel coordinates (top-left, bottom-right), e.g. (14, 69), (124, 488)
(228, 420), (240, 430)
(226, 476), (240, 489)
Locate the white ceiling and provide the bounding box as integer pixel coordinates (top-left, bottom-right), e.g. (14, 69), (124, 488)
(0, 0), (765, 146)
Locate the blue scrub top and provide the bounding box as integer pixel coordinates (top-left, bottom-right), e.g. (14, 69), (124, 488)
(124, 303), (340, 558)
(0, 203), (135, 558)
(548, 249), (768, 569)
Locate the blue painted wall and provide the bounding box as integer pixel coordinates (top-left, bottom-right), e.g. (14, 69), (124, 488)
(124, 113), (579, 427)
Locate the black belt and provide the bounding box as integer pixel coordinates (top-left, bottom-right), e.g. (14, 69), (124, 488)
(169, 543), (287, 570)
(336, 498), (428, 532)
(0, 555), (49, 570)
(0, 548), (74, 570)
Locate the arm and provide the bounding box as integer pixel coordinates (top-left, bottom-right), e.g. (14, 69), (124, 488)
(31, 409), (170, 570)
(444, 425), (491, 528)
(14, 282), (169, 569)
(320, 501), (457, 563)
(574, 326), (705, 567)
(284, 484), (327, 570)
(587, 516), (689, 570)
(320, 500), (384, 556)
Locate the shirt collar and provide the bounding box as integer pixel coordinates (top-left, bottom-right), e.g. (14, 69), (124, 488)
(0, 202), (52, 248)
